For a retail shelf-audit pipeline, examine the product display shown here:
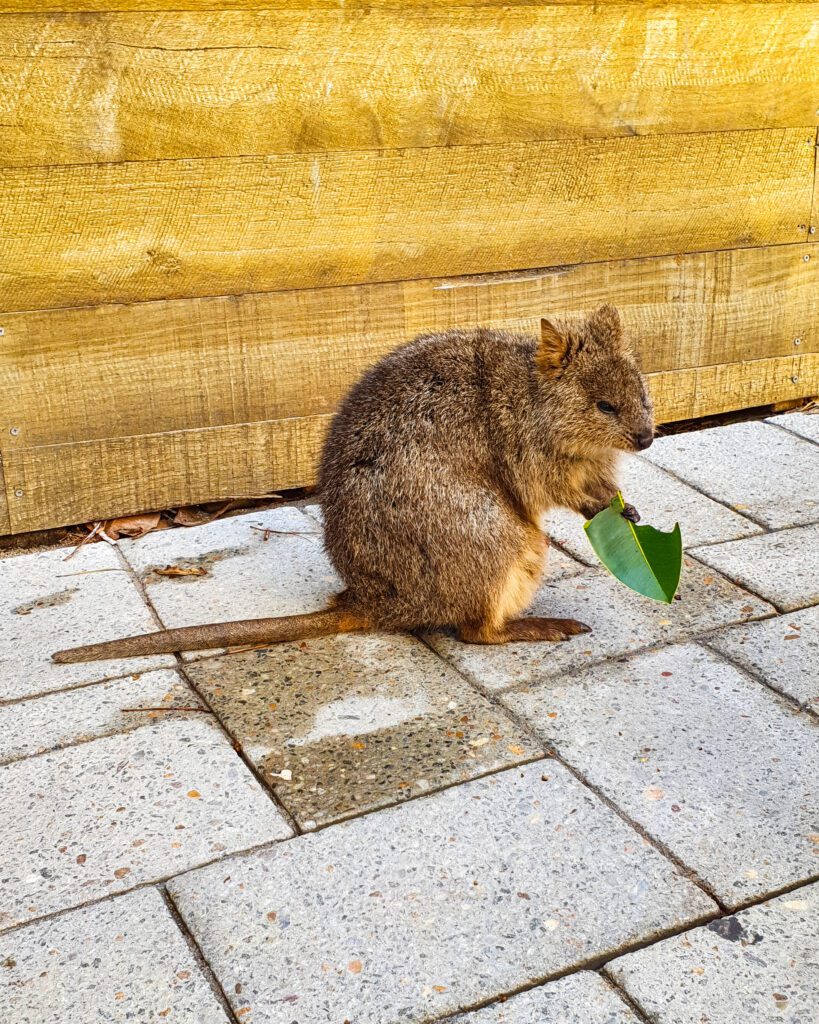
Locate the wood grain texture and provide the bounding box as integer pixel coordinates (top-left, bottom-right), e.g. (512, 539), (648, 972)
(1, 128), (813, 312)
(5, 353), (817, 533)
(0, 457), (10, 535)
(3, 6), (818, 166)
(4, 1), (818, 9)
(2, 243), (816, 449)
(3, 415), (331, 534)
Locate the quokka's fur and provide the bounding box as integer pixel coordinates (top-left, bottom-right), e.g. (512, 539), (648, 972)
(53, 304), (654, 662)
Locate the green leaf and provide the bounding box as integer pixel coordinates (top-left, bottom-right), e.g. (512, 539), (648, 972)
(583, 492), (682, 603)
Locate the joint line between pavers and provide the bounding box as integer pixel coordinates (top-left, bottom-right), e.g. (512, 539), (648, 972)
(638, 456), (772, 532)
(698, 636), (819, 724)
(765, 416), (819, 450)
(111, 543), (303, 836)
(599, 969), (657, 1024)
(0, 666), (169, 710)
(160, 885), (246, 1024)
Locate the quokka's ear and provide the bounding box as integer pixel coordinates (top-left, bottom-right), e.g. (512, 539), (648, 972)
(536, 317), (570, 377)
(587, 304), (624, 350)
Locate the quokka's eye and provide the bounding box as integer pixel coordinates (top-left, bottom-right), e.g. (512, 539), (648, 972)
(597, 400), (618, 415)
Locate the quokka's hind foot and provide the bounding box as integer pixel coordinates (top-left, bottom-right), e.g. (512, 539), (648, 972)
(502, 617), (591, 642)
(457, 617), (591, 645)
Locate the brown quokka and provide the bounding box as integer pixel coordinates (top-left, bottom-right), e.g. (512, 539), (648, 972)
(53, 304), (654, 663)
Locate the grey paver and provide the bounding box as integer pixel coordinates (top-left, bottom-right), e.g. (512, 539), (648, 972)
(707, 605), (819, 712)
(119, 506), (340, 660)
(767, 410), (819, 445)
(608, 882), (819, 1023)
(543, 454), (761, 566)
(0, 668), (204, 766)
(692, 524), (819, 611)
(0, 717), (291, 930)
(642, 420), (819, 528)
(169, 761), (714, 1024)
(427, 559), (772, 692)
(0, 888), (230, 1024)
(450, 972), (639, 1023)
(0, 544), (174, 701)
(505, 643), (819, 907)
(185, 633), (541, 827)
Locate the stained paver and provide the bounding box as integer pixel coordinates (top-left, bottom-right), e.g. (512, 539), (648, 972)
(0, 716), (291, 930)
(427, 559), (772, 692)
(185, 632), (541, 827)
(707, 605), (819, 713)
(505, 643), (819, 907)
(692, 524), (819, 611)
(0, 668), (204, 766)
(450, 972), (639, 1023)
(168, 761), (713, 1024)
(544, 454), (761, 566)
(0, 544), (174, 701)
(767, 410), (819, 445)
(642, 420), (819, 528)
(119, 506), (339, 659)
(608, 882), (819, 1023)
(0, 888), (230, 1024)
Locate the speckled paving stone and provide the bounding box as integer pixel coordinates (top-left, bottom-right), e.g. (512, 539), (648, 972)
(692, 524), (819, 611)
(427, 560), (772, 692)
(505, 644), (819, 908)
(185, 633), (541, 827)
(169, 761), (714, 1024)
(643, 420), (819, 528)
(0, 716), (291, 930)
(119, 506), (339, 659)
(450, 972), (639, 1023)
(543, 455), (761, 566)
(0, 544), (174, 701)
(608, 883), (819, 1023)
(767, 410), (819, 445)
(0, 668), (204, 766)
(707, 606), (819, 713)
(0, 888), (230, 1024)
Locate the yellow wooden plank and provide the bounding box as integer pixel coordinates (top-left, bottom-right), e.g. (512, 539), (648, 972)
(647, 353), (819, 422)
(3, 415), (332, 534)
(5, 353), (817, 533)
(2, 243), (816, 449)
(0, 456), (10, 534)
(3, 6), (818, 166)
(1, 128), (813, 312)
(3, 1), (817, 10)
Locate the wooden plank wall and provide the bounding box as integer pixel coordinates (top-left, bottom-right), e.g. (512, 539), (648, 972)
(1, 1), (818, 533)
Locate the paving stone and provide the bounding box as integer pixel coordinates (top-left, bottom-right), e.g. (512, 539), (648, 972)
(450, 972), (639, 1023)
(707, 606), (819, 713)
(0, 887), (230, 1024)
(185, 633), (541, 828)
(427, 559), (772, 693)
(0, 716), (291, 930)
(692, 524), (819, 611)
(0, 544), (174, 702)
(505, 643), (819, 908)
(642, 420), (819, 528)
(767, 410), (819, 445)
(119, 506), (339, 660)
(608, 882), (819, 1023)
(0, 668), (204, 766)
(169, 761), (714, 1024)
(544, 455), (761, 566)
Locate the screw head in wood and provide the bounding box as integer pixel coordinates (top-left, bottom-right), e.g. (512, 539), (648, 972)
(791, 376), (800, 384)
(805, 255), (811, 262)
(0, 327), (4, 336)
(9, 426), (19, 436)
(794, 338), (801, 346)
(14, 489), (23, 498)
(810, 226), (817, 235)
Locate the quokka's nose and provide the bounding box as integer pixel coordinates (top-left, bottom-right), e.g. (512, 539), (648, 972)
(635, 430), (654, 450)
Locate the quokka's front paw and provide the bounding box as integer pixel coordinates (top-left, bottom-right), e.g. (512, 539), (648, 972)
(621, 503), (641, 523)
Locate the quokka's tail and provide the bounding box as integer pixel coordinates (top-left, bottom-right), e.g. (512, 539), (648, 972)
(52, 607), (368, 663)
